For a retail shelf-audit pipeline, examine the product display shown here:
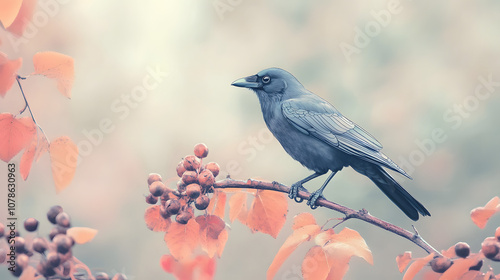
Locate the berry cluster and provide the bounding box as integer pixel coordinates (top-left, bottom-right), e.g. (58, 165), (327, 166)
(429, 227), (500, 274)
(0, 206), (127, 280)
(145, 143), (220, 224)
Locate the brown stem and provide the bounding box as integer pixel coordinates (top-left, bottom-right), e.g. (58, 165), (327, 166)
(214, 178), (440, 256)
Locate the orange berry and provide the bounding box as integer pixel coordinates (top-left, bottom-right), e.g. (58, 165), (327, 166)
(195, 195), (210, 210)
(176, 161), (186, 177)
(454, 242), (470, 258)
(181, 171), (198, 185)
(147, 173), (162, 185)
(194, 143), (209, 158)
(183, 155), (201, 171)
(165, 199), (181, 215)
(149, 181), (167, 197)
(430, 257), (453, 273)
(198, 169), (215, 189)
(205, 162), (220, 178)
(186, 184), (201, 199)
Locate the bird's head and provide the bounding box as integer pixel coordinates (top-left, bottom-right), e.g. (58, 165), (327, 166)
(231, 68), (302, 96)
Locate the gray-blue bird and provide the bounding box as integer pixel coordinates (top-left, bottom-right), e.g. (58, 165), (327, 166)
(232, 67), (430, 221)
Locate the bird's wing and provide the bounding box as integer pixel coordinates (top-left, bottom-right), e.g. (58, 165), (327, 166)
(282, 99), (410, 178)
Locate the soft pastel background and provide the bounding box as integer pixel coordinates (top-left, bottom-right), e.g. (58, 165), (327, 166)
(1, 0), (499, 279)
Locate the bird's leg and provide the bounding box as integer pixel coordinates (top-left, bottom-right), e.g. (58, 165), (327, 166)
(289, 172), (326, 203)
(307, 170), (337, 209)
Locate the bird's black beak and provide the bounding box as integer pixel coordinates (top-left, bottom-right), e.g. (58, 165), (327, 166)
(231, 75), (260, 88)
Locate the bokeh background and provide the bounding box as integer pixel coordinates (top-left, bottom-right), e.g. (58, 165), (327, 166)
(1, 0), (499, 279)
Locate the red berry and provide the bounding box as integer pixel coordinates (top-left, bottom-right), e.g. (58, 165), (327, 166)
(96, 272), (111, 280)
(47, 205), (63, 224)
(198, 169), (215, 189)
(47, 251), (61, 267)
(165, 199), (181, 215)
(454, 242), (470, 258)
(16, 254), (29, 269)
(194, 143), (209, 158)
(24, 218), (39, 232)
(55, 212), (71, 228)
(147, 173), (162, 185)
(145, 194), (158, 204)
(32, 237), (48, 253)
(186, 184), (201, 199)
(496, 227), (500, 241)
(53, 234), (73, 254)
(159, 204), (170, 219)
(176, 161), (187, 177)
(149, 181), (167, 197)
(183, 155), (201, 171)
(481, 237), (500, 259)
(195, 195), (210, 210)
(430, 257), (453, 273)
(181, 171), (198, 185)
(175, 209), (193, 224)
(205, 162), (220, 178)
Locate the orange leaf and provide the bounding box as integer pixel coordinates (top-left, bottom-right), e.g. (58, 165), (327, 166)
(0, 0), (23, 28)
(49, 136), (78, 193)
(441, 245), (457, 259)
(228, 191), (247, 223)
(302, 246), (330, 280)
(19, 265), (37, 280)
(6, 0), (36, 36)
(0, 113), (35, 162)
(32, 51), (74, 98)
(396, 251), (413, 273)
(470, 196), (500, 229)
(207, 189), (226, 219)
(403, 253), (435, 280)
(66, 227), (98, 244)
(34, 134), (49, 162)
(292, 213), (317, 230)
(144, 205), (171, 232)
(160, 254), (216, 280)
(321, 227), (373, 265)
(196, 215), (228, 258)
(246, 189), (288, 238)
(439, 255), (482, 280)
(164, 219), (200, 261)
(267, 224), (321, 280)
(0, 53), (22, 97)
(325, 252), (351, 280)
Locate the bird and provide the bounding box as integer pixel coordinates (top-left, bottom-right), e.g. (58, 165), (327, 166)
(231, 67), (430, 221)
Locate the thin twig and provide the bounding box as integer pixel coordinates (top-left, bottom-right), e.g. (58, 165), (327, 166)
(214, 178), (441, 256)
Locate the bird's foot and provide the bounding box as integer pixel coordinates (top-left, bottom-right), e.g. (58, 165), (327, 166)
(306, 191), (325, 210)
(289, 182), (308, 203)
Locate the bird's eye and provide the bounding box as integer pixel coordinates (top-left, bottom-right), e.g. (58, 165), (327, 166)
(262, 76), (271, 84)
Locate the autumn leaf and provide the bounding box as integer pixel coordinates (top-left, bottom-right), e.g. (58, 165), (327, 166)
(49, 136), (78, 193)
(207, 189), (226, 220)
(6, 0), (36, 36)
(292, 212), (317, 230)
(34, 133), (49, 162)
(19, 138), (36, 180)
(302, 246), (330, 280)
(403, 253), (434, 280)
(196, 215), (228, 258)
(0, 0), (23, 28)
(470, 196), (500, 229)
(267, 214), (321, 280)
(440, 254), (482, 280)
(32, 51), (74, 98)
(321, 227), (373, 265)
(228, 191), (247, 223)
(0, 52), (22, 97)
(160, 254), (216, 280)
(441, 245), (457, 259)
(164, 219), (200, 261)
(396, 251), (412, 273)
(246, 189), (288, 238)
(0, 113), (36, 162)
(144, 205), (171, 232)
(66, 227), (98, 244)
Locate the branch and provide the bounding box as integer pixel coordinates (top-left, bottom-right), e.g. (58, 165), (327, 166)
(214, 178), (441, 256)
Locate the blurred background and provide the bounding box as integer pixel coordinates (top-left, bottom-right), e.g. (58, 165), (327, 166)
(1, 0), (499, 279)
